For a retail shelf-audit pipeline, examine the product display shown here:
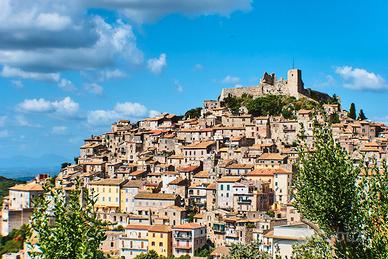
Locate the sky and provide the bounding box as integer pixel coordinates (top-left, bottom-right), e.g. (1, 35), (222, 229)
(1, 0), (388, 165)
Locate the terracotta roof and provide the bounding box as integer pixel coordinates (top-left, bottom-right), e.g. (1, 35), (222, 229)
(193, 171), (209, 178)
(225, 163), (254, 169)
(125, 224), (150, 230)
(178, 165), (200, 172)
(149, 225), (172, 233)
(134, 192), (177, 200)
(174, 223), (203, 230)
(10, 182), (43, 192)
(258, 153), (287, 160)
(247, 168), (291, 176)
(183, 141), (215, 149)
(168, 177), (187, 185)
(217, 177), (241, 183)
(129, 170), (147, 176)
(122, 180), (143, 188)
(90, 179), (127, 186)
(264, 230), (308, 241)
(206, 183), (217, 190)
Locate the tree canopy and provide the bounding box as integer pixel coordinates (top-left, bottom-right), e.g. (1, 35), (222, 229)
(27, 179), (107, 259)
(293, 121), (388, 258)
(348, 103), (356, 119)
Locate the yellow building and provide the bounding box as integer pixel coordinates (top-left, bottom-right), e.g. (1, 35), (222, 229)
(88, 179), (128, 209)
(148, 225), (172, 257)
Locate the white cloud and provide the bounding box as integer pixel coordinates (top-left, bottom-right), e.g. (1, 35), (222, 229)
(99, 69), (127, 80)
(148, 110), (161, 118)
(174, 80), (184, 92)
(147, 53), (167, 74)
(17, 97), (79, 115)
(36, 12), (72, 31)
(89, 0), (252, 23)
(1, 66), (60, 81)
(58, 78), (77, 91)
(335, 66), (387, 91)
(52, 126), (68, 135)
(87, 101), (156, 125)
(85, 83), (103, 95)
(222, 75), (240, 84)
(313, 75), (335, 88)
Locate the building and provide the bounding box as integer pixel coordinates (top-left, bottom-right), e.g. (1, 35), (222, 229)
(148, 225), (173, 257)
(172, 223), (207, 257)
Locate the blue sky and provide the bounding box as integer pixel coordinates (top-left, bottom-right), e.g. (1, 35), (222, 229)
(0, 0), (388, 164)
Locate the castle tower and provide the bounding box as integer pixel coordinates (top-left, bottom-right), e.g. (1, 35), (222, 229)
(287, 69), (304, 99)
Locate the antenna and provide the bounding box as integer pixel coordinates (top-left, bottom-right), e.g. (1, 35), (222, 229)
(292, 57), (295, 69)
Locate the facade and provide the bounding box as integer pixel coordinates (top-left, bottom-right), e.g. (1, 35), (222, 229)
(172, 223), (207, 257)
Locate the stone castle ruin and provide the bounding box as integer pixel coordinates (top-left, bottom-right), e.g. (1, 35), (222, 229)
(219, 68), (328, 101)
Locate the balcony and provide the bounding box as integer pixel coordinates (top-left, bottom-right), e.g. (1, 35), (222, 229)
(237, 199), (252, 204)
(174, 243), (192, 249)
(213, 223), (226, 234)
(174, 234), (192, 240)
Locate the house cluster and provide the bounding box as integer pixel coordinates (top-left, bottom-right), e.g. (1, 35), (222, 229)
(2, 69), (387, 259)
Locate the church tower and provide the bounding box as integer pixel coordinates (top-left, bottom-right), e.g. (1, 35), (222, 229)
(287, 69), (304, 99)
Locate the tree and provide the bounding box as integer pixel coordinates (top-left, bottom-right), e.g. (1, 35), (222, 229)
(357, 109), (367, 120)
(184, 107), (202, 119)
(27, 179), (107, 259)
(293, 121), (388, 258)
(348, 103), (356, 119)
(135, 250), (159, 259)
(60, 162), (71, 169)
(228, 241), (273, 259)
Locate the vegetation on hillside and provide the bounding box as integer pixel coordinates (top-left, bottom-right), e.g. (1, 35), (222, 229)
(134, 250), (190, 259)
(292, 121), (388, 258)
(27, 179), (107, 258)
(228, 241), (273, 258)
(0, 225), (28, 256)
(222, 94), (323, 118)
(184, 107), (202, 119)
(0, 176), (24, 206)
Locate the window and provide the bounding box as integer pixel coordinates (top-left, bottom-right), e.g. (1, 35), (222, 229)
(227, 185), (230, 191)
(151, 241), (155, 246)
(159, 242), (163, 247)
(220, 184), (223, 191)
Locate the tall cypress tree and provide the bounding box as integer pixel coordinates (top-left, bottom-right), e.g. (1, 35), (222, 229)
(358, 109), (367, 120)
(348, 103), (356, 119)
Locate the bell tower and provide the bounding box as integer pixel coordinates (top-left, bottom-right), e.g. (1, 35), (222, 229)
(287, 69), (304, 98)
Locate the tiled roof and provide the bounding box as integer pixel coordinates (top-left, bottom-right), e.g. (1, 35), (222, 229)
(174, 223), (203, 229)
(89, 178), (127, 186)
(10, 182), (43, 192)
(217, 177), (241, 183)
(149, 225), (172, 233)
(134, 192), (177, 200)
(258, 153), (287, 160)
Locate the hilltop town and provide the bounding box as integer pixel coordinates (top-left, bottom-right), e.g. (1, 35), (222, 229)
(1, 69), (387, 258)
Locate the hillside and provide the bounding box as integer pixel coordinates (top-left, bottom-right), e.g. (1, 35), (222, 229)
(0, 176), (24, 205)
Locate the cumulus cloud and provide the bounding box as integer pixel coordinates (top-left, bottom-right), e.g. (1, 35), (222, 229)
(58, 79), (77, 91)
(222, 75), (240, 85)
(85, 83), (103, 95)
(147, 53), (167, 74)
(17, 97), (79, 115)
(335, 66), (387, 91)
(99, 69), (127, 80)
(1, 66), (60, 81)
(88, 0), (252, 23)
(87, 102), (157, 125)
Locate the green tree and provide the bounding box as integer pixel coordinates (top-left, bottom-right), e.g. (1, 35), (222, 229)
(60, 162), (71, 169)
(228, 241), (272, 259)
(293, 121), (388, 258)
(135, 250), (159, 259)
(348, 103), (356, 119)
(27, 179), (107, 259)
(357, 109), (367, 120)
(184, 107), (202, 119)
